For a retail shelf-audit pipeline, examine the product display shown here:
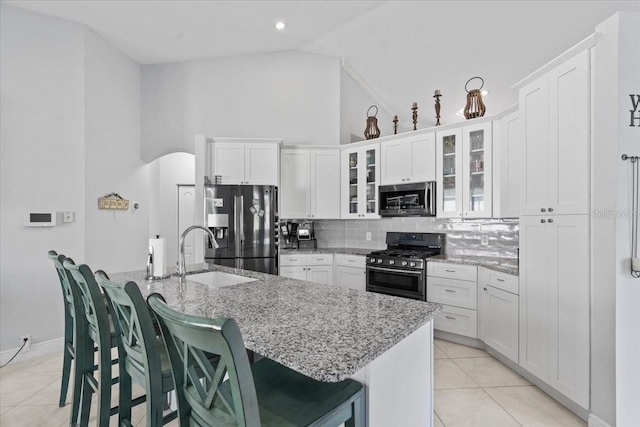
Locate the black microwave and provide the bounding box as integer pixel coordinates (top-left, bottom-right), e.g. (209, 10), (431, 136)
(379, 182), (436, 217)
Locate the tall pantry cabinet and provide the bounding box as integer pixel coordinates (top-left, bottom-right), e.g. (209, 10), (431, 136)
(518, 49), (590, 409)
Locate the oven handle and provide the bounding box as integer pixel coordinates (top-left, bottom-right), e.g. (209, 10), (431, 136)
(367, 266), (423, 276)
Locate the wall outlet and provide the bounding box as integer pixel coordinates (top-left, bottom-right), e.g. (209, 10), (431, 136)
(481, 233), (489, 246)
(63, 211), (74, 223)
(20, 334), (31, 352)
(366, 231), (372, 241)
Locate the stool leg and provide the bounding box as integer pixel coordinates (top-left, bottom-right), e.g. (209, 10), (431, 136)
(69, 346), (83, 426)
(59, 344), (73, 407)
(118, 369), (132, 426)
(346, 392), (365, 427)
(97, 350), (112, 427)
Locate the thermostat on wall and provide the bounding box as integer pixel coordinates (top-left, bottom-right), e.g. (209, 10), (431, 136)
(24, 211), (63, 227)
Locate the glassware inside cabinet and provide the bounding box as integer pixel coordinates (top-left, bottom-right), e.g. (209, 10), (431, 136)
(366, 148), (376, 213)
(442, 135), (457, 212)
(349, 152), (359, 214)
(468, 130), (485, 212)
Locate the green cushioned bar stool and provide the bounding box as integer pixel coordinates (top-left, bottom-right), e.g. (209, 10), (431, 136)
(147, 293), (365, 427)
(95, 272), (178, 427)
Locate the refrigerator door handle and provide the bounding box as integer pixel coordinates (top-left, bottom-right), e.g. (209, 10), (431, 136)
(239, 195), (245, 253)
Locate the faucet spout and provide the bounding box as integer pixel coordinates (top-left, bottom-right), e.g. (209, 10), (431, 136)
(178, 225), (218, 279)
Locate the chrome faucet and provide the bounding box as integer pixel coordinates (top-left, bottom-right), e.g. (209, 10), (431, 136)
(178, 225), (218, 280)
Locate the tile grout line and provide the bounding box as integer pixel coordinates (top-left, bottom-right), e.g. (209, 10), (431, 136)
(481, 385), (525, 427)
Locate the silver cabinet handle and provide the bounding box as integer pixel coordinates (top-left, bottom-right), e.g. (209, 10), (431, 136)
(548, 207), (554, 212)
(541, 219), (547, 223)
(497, 278), (504, 282)
(548, 218), (554, 223)
(348, 259), (355, 263)
(445, 269), (456, 273)
(541, 208), (547, 212)
(445, 289), (456, 293)
(445, 316), (456, 320)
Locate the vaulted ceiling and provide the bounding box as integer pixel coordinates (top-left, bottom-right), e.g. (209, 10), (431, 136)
(4, 0), (639, 126)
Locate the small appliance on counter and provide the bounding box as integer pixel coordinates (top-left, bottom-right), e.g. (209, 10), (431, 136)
(296, 220), (317, 249)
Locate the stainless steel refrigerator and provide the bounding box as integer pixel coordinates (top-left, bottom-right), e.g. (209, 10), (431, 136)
(204, 185), (278, 274)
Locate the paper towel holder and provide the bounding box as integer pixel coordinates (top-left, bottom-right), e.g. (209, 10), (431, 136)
(146, 235), (170, 280)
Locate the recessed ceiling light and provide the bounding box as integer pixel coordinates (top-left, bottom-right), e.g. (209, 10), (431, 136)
(275, 22), (286, 30)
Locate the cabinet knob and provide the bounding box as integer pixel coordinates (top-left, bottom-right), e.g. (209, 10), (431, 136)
(548, 218), (554, 223)
(402, 178), (406, 182)
(483, 287), (487, 291)
(548, 207), (554, 212)
(541, 219), (547, 223)
(406, 178), (410, 181)
(541, 208), (547, 212)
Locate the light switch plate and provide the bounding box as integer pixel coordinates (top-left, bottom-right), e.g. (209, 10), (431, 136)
(63, 211), (74, 223)
(366, 232), (372, 241)
(481, 233), (489, 246)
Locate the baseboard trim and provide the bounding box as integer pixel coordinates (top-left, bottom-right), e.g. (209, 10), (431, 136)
(588, 413), (613, 427)
(0, 337), (63, 366)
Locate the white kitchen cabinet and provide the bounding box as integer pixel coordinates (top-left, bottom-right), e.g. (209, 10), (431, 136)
(519, 50), (589, 216)
(280, 148), (340, 219)
(341, 143), (380, 219)
(478, 268), (519, 364)
(436, 123), (493, 218)
(519, 215), (589, 408)
(334, 254), (366, 291)
(493, 110), (520, 218)
(427, 262), (478, 338)
(210, 141), (279, 185)
(279, 253), (334, 285)
(380, 133), (436, 185)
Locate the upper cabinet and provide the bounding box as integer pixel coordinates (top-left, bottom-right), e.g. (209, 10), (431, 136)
(437, 123), (492, 218)
(380, 133), (436, 185)
(280, 148), (340, 219)
(519, 50), (589, 216)
(210, 141), (280, 185)
(341, 142), (380, 219)
(493, 111), (520, 218)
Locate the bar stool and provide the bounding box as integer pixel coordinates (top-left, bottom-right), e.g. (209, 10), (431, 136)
(95, 272), (178, 426)
(148, 293), (365, 427)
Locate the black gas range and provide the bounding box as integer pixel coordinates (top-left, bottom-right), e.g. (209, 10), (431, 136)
(366, 232), (446, 300)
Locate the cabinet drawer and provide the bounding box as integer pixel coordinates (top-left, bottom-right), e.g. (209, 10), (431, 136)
(279, 254), (308, 266)
(309, 254), (333, 266)
(335, 254), (365, 269)
(434, 305), (478, 338)
(428, 262), (477, 281)
(486, 269), (518, 295)
(427, 277), (477, 309)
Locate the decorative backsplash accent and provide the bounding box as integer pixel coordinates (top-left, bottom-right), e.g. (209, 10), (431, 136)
(313, 217), (519, 259)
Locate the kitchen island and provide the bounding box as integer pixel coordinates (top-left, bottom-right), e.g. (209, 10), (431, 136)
(110, 263), (441, 426)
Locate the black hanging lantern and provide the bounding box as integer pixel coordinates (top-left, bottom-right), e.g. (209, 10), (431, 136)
(463, 77), (486, 119)
(364, 105), (381, 140)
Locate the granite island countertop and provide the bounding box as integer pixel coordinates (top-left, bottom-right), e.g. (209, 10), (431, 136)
(279, 247), (372, 256)
(428, 254), (519, 276)
(109, 263), (440, 383)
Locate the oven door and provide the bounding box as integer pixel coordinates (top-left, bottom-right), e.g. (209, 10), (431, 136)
(366, 265), (426, 300)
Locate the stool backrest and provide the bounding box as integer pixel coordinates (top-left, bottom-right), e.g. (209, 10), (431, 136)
(48, 250), (83, 327)
(147, 293), (259, 427)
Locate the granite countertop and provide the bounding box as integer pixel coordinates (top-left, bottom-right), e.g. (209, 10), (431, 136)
(110, 263), (440, 383)
(428, 255), (519, 276)
(279, 247), (372, 256)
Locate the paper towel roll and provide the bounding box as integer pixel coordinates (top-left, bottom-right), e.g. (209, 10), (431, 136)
(149, 237), (167, 277)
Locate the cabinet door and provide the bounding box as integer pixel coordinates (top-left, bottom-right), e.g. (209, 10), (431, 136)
(280, 149), (310, 219)
(341, 148), (361, 219)
(548, 50), (589, 215)
(409, 133), (436, 182)
(462, 122), (492, 218)
(479, 284), (519, 363)
(244, 143), (279, 185)
(519, 75), (550, 216)
(211, 143), (245, 184)
(380, 138), (409, 185)
(493, 112), (520, 218)
(279, 266), (308, 281)
(334, 265), (365, 291)
(436, 129), (463, 218)
(310, 150), (340, 219)
(361, 144), (380, 218)
(307, 265), (334, 285)
(519, 216), (551, 380)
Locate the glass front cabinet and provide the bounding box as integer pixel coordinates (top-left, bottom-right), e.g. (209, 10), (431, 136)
(341, 143), (380, 219)
(437, 122), (492, 218)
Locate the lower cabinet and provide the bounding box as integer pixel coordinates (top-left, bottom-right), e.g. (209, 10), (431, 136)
(334, 254), (366, 291)
(427, 262), (478, 338)
(478, 268), (519, 363)
(279, 254), (334, 285)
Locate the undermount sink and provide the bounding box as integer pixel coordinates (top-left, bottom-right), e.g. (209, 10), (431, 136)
(186, 271), (257, 288)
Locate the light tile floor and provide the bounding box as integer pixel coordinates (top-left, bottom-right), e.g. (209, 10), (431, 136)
(0, 339), (587, 426)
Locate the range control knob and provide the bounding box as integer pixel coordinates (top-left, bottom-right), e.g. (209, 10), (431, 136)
(409, 262), (417, 267)
(401, 261), (408, 266)
(369, 258), (376, 263)
(377, 259), (383, 264)
(389, 260), (395, 265)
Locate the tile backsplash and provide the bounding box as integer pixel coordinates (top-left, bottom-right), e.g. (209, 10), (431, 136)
(312, 217), (519, 259)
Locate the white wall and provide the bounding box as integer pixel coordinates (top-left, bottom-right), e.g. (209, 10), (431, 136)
(141, 51), (341, 162)
(84, 28), (148, 273)
(0, 5), (86, 352)
(0, 6), (149, 354)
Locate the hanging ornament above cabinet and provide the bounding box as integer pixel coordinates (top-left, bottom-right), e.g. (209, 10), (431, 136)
(463, 77), (487, 119)
(364, 105), (381, 140)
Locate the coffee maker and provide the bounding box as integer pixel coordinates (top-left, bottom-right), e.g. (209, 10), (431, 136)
(297, 221), (317, 249)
